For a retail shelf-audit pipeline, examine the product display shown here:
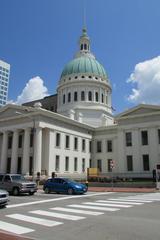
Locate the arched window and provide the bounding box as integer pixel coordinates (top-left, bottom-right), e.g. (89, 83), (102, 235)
(81, 91), (85, 101)
(74, 91), (78, 101)
(81, 44), (83, 50)
(95, 92), (99, 102)
(84, 44), (87, 50)
(88, 91), (92, 101)
(68, 92), (71, 102)
(101, 93), (104, 103)
(63, 94), (65, 104)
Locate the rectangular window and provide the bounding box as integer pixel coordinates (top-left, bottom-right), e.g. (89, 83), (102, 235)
(29, 157), (33, 176)
(55, 155), (60, 171)
(74, 92), (78, 101)
(74, 157), (78, 171)
(107, 140), (112, 152)
(74, 137), (78, 150)
(97, 159), (102, 172)
(143, 154), (150, 171)
(17, 157), (22, 174)
(97, 141), (102, 153)
(89, 141), (92, 153)
(65, 156), (69, 171)
(127, 155), (133, 171)
(141, 130), (148, 145)
(107, 159), (112, 172)
(126, 132), (132, 146)
(18, 135), (22, 148)
(82, 139), (86, 152)
(89, 159), (92, 168)
(56, 133), (61, 147)
(82, 158), (85, 172)
(8, 136), (12, 149)
(30, 133), (34, 147)
(6, 158), (11, 173)
(158, 129), (160, 144)
(65, 135), (70, 149)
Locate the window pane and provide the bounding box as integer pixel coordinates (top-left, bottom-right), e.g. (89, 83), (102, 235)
(97, 159), (102, 172)
(74, 137), (78, 150)
(158, 129), (160, 144)
(108, 159), (112, 172)
(74, 157), (78, 171)
(55, 155), (60, 171)
(65, 157), (69, 171)
(107, 140), (112, 152)
(82, 158), (85, 172)
(65, 135), (70, 148)
(74, 92), (78, 101)
(126, 132), (132, 146)
(141, 131), (148, 145)
(97, 141), (102, 153)
(143, 155), (150, 171)
(127, 155), (133, 171)
(82, 139), (86, 151)
(56, 133), (60, 147)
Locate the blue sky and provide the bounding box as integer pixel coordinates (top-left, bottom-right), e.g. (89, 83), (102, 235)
(1, 0), (160, 113)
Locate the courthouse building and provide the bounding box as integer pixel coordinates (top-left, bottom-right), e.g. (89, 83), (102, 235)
(0, 28), (160, 179)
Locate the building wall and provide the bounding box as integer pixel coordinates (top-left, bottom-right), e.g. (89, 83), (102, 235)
(0, 60), (10, 107)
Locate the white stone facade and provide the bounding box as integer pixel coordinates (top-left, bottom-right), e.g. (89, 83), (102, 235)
(0, 104), (160, 179)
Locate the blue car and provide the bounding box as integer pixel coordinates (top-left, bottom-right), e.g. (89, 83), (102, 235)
(43, 178), (88, 195)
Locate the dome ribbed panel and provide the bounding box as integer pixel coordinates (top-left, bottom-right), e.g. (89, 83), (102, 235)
(61, 56), (107, 79)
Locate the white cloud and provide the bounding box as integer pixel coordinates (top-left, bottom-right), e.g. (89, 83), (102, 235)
(16, 76), (49, 104)
(127, 56), (160, 105)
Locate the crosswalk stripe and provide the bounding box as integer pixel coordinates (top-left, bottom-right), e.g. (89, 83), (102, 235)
(83, 202), (132, 208)
(110, 198), (152, 203)
(96, 200), (143, 205)
(30, 210), (86, 221)
(67, 204), (119, 211)
(0, 220), (34, 234)
(51, 207), (104, 216)
(6, 214), (63, 227)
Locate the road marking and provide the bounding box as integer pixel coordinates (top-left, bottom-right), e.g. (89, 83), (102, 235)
(68, 204), (119, 211)
(0, 220), (34, 234)
(30, 210), (86, 221)
(117, 198), (152, 203)
(6, 214), (63, 227)
(83, 202), (132, 208)
(97, 200), (143, 205)
(7, 192), (113, 209)
(51, 207), (104, 216)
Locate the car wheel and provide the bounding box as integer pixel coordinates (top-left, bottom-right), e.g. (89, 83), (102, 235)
(12, 187), (19, 196)
(44, 187), (50, 194)
(29, 192), (34, 195)
(67, 188), (74, 195)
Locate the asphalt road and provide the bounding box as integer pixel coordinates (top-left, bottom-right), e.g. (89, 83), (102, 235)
(0, 191), (160, 240)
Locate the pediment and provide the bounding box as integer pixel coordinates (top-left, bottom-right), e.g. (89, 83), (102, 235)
(0, 104), (34, 119)
(116, 104), (160, 119)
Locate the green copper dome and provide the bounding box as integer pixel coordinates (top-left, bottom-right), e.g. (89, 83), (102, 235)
(61, 56), (108, 79)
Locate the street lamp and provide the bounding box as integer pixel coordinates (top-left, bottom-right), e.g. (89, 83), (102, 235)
(15, 111), (36, 179)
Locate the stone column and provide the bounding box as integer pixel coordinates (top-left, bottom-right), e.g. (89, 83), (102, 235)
(0, 131), (8, 173)
(22, 128), (30, 175)
(11, 129), (19, 173)
(33, 127), (42, 176)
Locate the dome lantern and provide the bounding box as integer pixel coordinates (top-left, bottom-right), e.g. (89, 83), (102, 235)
(79, 27), (90, 53)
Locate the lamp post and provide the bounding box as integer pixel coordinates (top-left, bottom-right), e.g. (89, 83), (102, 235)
(15, 111), (36, 180)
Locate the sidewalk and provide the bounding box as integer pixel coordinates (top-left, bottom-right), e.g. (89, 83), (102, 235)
(88, 186), (157, 193)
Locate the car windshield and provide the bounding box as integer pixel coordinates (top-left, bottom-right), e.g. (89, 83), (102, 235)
(11, 175), (26, 181)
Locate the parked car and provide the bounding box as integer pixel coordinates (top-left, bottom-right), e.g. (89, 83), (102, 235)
(43, 178), (88, 194)
(0, 189), (9, 208)
(0, 174), (37, 196)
